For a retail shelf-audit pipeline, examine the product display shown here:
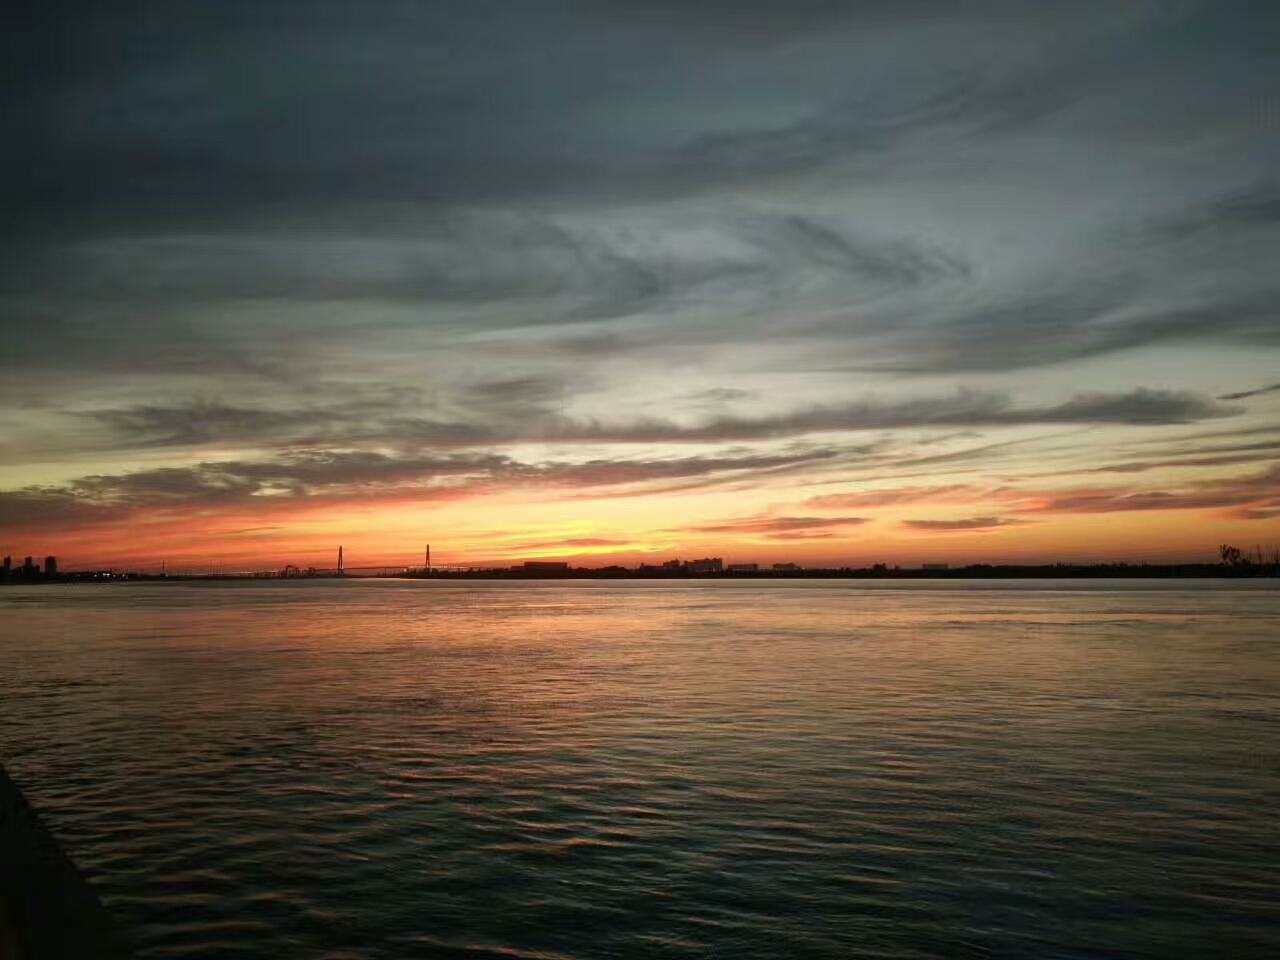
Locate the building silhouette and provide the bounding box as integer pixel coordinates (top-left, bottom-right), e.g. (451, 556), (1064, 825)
(44, 556), (57, 577)
(520, 561), (570, 575)
(686, 558), (723, 573)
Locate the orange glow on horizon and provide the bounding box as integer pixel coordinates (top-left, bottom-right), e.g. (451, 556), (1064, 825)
(11, 483), (1279, 573)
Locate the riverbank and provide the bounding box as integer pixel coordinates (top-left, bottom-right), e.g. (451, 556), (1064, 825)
(0, 766), (131, 959)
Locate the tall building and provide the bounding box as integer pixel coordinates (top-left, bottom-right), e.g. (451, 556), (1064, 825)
(21, 557), (37, 577)
(44, 556), (57, 577)
(2, 556), (10, 575)
(338, 545), (344, 575)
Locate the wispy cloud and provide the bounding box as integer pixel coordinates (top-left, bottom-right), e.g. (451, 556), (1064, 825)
(901, 517), (1030, 532)
(63, 388), (1237, 457)
(0, 448), (843, 532)
(497, 537), (635, 555)
(1218, 383), (1280, 402)
(1020, 464), (1280, 517)
(679, 515), (871, 539)
(807, 484), (979, 509)
(576, 390), (1238, 444)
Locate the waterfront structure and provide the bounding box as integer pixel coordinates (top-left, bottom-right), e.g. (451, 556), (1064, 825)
(686, 558), (723, 573)
(520, 561), (570, 574)
(1, 765), (132, 957)
(43, 556), (57, 577)
(727, 563), (759, 572)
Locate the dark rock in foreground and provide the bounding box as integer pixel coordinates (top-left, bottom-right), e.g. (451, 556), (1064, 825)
(0, 765), (131, 959)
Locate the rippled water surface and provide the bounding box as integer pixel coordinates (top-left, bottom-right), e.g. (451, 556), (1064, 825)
(2, 579), (1278, 959)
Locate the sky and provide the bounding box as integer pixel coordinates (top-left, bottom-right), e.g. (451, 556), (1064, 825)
(3, 0), (1280, 571)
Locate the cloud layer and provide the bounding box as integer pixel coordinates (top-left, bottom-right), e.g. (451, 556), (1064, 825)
(3, 1), (1279, 564)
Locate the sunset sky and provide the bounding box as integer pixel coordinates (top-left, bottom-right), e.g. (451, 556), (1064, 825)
(4, 0), (1279, 571)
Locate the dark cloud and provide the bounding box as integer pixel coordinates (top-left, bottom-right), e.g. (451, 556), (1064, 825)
(684, 387), (756, 403)
(739, 215), (968, 289)
(7, 0), (1168, 226)
(580, 389), (1238, 443)
(62, 386), (1239, 463)
(0, 488), (122, 531)
(535, 450), (843, 489)
(71, 388), (1237, 457)
(1086, 440), (1280, 474)
(0, 447), (842, 531)
(801, 459), (1280, 522)
(1160, 184), (1280, 240)
(1039, 391), (1238, 426)
(4, 1), (1280, 552)
(4, 1), (1277, 390)
(1219, 383), (1280, 402)
(464, 375), (568, 409)
(82, 400), (367, 448)
(1231, 508), (1280, 521)
(855, 281), (1280, 376)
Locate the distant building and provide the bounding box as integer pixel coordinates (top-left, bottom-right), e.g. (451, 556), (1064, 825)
(772, 562), (801, 571)
(2, 556), (10, 575)
(521, 561), (570, 574)
(685, 557), (723, 573)
(21, 557), (37, 577)
(922, 563), (950, 571)
(726, 563), (758, 573)
(661, 559), (683, 570)
(43, 556), (57, 577)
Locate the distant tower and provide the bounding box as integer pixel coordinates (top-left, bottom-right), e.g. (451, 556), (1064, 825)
(425, 544), (430, 571)
(44, 556), (57, 577)
(338, 545), (344, 576)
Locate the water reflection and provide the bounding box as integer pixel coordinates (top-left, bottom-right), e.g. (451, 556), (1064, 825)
(1, 580), (1278, 959)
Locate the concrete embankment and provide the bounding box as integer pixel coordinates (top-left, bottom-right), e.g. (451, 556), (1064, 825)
(0, 765), (131, 959)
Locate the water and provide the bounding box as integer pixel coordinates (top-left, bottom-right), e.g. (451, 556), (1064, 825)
(1, 579), (1277, 959)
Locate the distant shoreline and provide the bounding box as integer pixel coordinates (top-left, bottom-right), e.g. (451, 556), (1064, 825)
(3, 563), (1278, 584)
